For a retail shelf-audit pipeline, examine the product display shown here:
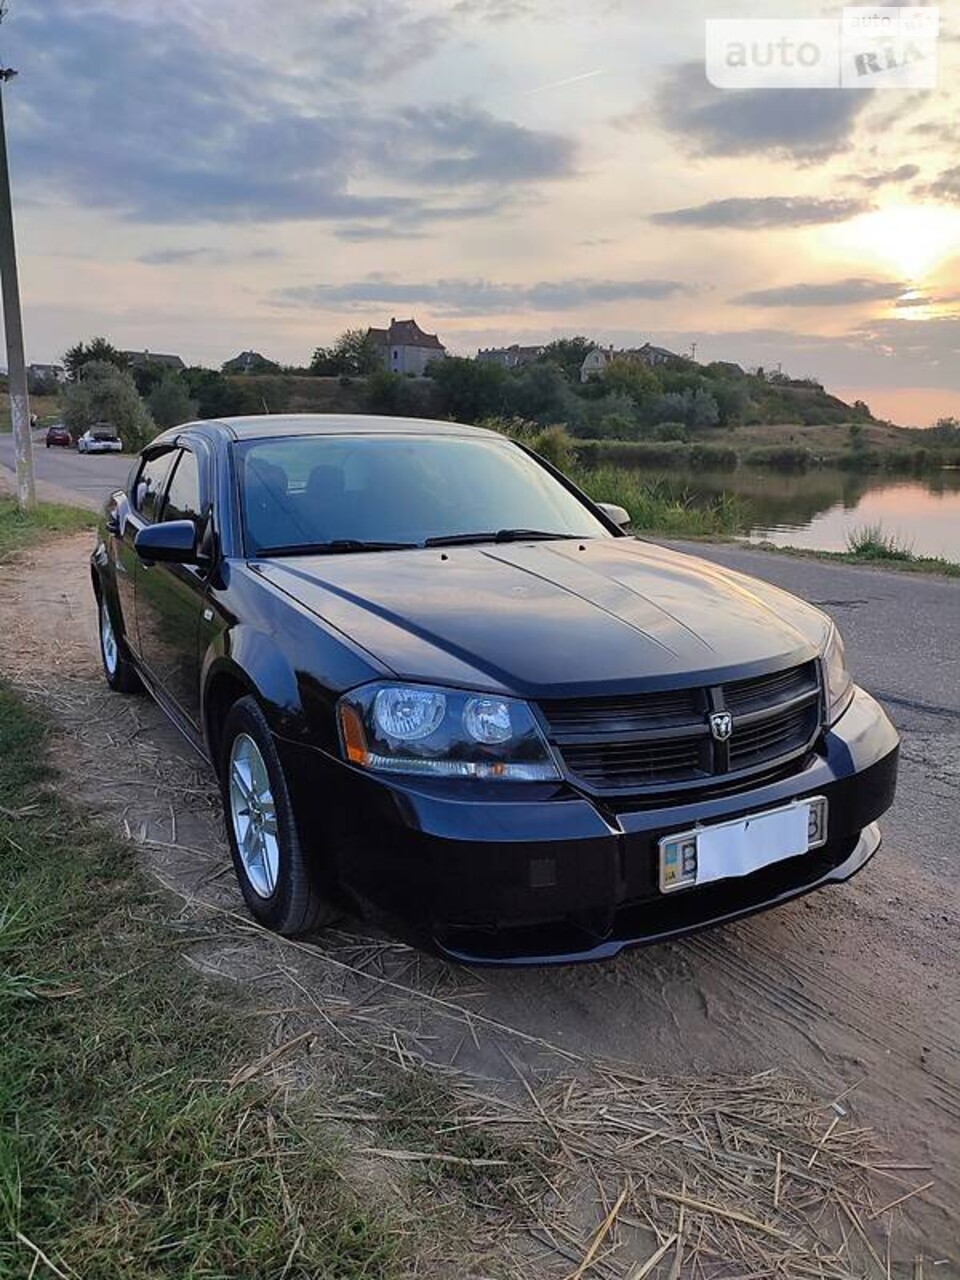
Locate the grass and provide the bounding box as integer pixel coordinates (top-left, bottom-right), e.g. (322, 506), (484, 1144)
(0, 395), (61, 431)
(845, 521), (915, 559)
(0, 499), (95, 561)
(573, 466), (750, 536)
(750, 534), (960, 578)
(0, 684), (401, 1280)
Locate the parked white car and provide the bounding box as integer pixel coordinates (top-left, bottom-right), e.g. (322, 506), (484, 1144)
(77, 425), (123, 454)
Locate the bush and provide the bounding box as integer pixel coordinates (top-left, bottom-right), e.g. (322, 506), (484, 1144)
(62, 361), (155, 451)
(147, 373), (199, 430)
(654, 421), (688, 442)
(846, 523), (914, 560)
(528, 424), (576, 471)
(742, 445), (812, 471)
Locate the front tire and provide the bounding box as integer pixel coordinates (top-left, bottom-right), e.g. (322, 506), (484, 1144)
(98, 592), (141, 693)
(219, 696), (337, 936)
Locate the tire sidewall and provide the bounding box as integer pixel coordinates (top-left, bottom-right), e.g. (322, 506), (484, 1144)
(218, 695), (314, 933)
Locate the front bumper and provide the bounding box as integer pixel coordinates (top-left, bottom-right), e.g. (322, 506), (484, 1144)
(280, 686), (899, 965)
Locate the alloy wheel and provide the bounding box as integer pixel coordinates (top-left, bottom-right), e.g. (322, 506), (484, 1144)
(228, 732), (280, 898)
(100, 599), (118, 676)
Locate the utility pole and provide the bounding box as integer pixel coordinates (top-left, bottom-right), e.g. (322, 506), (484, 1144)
(0, 10), (34, 510)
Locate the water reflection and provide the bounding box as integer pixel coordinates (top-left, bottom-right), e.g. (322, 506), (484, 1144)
(662, 468), (960, 560)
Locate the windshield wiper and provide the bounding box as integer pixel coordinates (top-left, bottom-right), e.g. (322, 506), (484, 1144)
(424, 529), (578, 548)
(255, 539), (418, 557)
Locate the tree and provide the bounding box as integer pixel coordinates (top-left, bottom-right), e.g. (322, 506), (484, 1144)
(310, 328), (382, 376)
(504, 362), (570, 423)
(26, 369), (60, 397)
(537, 337), (594, 382)
(181, 367), (260, 419)
(365, 370), (436, 417)
(63, 337), (127, 382)
(601, 358), (661, 403)
(426, 356), (508, 422)
(61, 361), (155, 451)
(148, 372), (199, 430)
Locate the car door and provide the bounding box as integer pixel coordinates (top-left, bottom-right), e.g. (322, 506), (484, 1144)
(113, 447), (178, 657)
(134, 442), (211, 730)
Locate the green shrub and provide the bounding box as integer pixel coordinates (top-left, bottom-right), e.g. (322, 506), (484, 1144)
(742, 445), (812, 471)
(845, 523), (914, 560)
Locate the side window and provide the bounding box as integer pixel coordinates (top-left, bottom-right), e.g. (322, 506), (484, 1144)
(162, 449), (202, 523)
(133, 451), (175, 522)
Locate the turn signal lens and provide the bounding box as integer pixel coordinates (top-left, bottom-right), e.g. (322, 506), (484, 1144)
(339, 703), (369, 765)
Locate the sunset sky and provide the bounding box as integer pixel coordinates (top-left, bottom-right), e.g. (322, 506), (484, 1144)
(5, 0), (960, 426)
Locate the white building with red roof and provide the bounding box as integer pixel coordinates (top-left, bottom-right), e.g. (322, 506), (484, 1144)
(368, 318), (446, 376)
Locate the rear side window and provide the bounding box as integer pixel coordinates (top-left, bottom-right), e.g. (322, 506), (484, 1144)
(162, 449), (202, 523)
(134, 451), (175, 521)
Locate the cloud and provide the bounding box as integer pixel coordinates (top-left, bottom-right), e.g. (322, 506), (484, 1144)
(651, 197), (872, 229)
(138, 247), (282, 265)
(908, 120), (960, 146)
(452, 0), (536, 18)
(5, 2), (575, 229)
(277, 275), (694, 316)
(641, 63), (873, 162)
(732, 278), (906, 307)
(847, 164), (920, 188)
(921, 165), (960, 202)
(361, 105), (575, 186)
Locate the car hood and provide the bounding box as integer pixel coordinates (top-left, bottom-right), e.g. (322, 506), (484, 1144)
(253, 538), (830, 698)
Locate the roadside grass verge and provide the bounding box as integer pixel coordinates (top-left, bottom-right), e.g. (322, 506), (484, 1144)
(0, 498), (94, 561)
(743, 523), (960, 578)
(0, 684), (402, 1280)
(573, 466), (750, 536)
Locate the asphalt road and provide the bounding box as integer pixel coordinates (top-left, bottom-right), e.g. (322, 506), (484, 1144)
(0, 429), (130, 510)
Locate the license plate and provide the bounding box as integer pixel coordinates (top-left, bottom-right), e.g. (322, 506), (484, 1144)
(659, 796), (828, 894)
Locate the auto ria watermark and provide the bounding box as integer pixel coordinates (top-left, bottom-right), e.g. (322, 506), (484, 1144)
(706, 7), (939, 89)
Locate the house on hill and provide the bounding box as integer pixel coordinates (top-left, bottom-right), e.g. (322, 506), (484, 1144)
(122, 349), (185, 372)
(580, 345), (615, 382)
(368, 318), (445, 376)
(222, 350), (279, 375)
(579, 342), (678, 382)
(27, 362), (66, 384)
(476, 343), (544, 368)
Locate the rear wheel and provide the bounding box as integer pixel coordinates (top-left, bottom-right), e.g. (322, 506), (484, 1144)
(98, 593), (141, 693)
(219, 695), (338, 936)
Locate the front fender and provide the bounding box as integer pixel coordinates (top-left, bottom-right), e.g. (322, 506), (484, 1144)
(202, 625), (302, 739)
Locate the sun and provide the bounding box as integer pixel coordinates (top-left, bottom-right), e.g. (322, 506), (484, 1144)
(822, 203), (960, 283)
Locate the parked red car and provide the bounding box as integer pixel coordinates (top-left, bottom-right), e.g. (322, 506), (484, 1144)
(45, 425), (72, 448)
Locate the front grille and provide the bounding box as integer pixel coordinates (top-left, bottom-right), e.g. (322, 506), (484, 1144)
(539, 661), (822, 793)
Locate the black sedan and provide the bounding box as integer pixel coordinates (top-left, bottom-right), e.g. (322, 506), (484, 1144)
(91, 415), (899, 964)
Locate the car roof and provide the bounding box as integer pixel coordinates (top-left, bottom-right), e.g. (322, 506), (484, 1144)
(165, 413), (501, 447)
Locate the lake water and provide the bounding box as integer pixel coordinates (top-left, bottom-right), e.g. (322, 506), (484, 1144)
(670, 467), (960, 561)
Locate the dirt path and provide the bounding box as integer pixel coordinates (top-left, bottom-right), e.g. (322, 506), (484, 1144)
(2, 532), (957, 1272)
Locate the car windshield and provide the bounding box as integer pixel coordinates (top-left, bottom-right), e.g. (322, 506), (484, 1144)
(237, 433), (611, 555)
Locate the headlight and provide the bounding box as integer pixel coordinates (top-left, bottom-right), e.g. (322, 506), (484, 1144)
(338, 682), (560, 781)
(822, 623), (854, 723)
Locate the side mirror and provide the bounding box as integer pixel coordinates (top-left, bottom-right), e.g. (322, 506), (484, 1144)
(135, 520), (199, 565)
(596, 502), (631, 528)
